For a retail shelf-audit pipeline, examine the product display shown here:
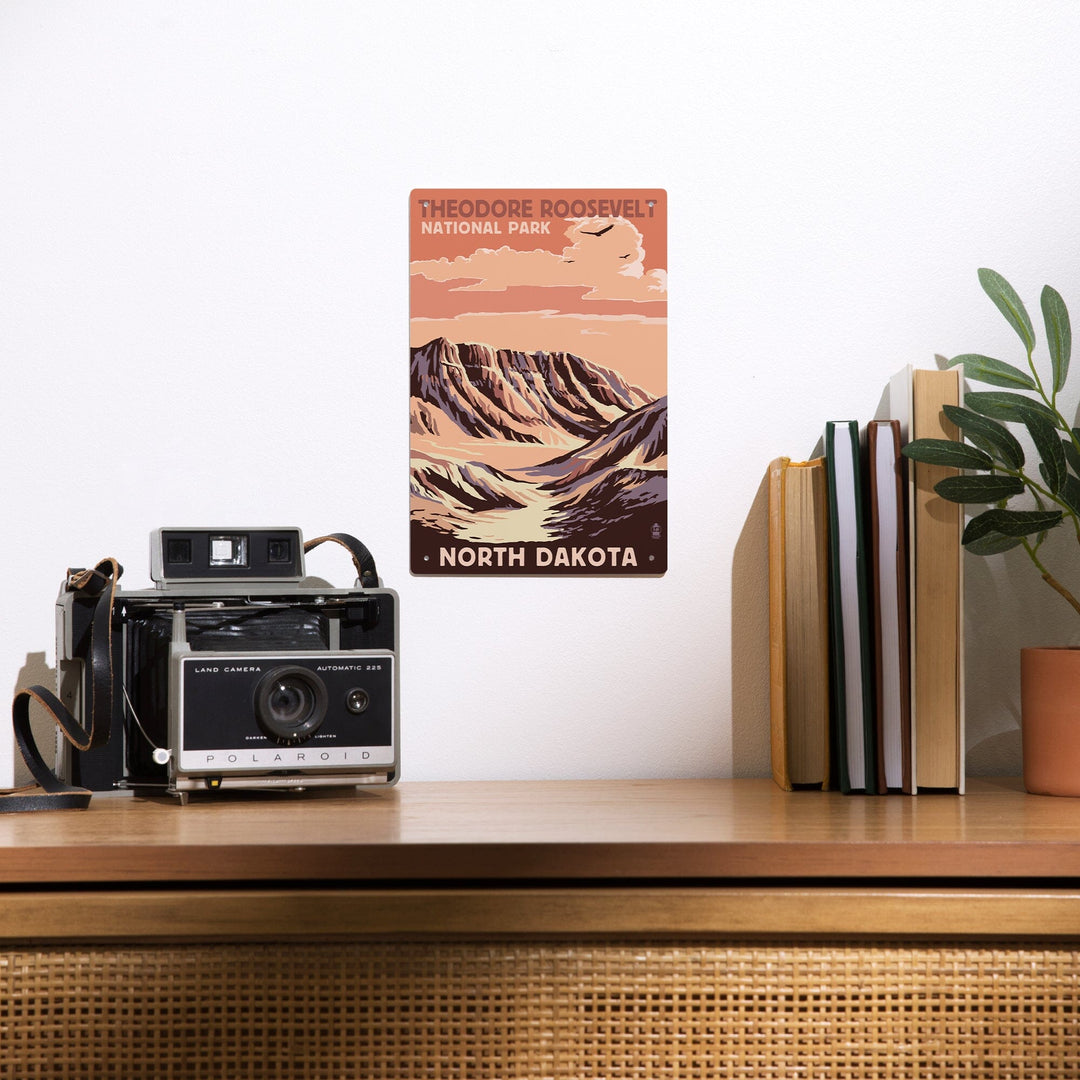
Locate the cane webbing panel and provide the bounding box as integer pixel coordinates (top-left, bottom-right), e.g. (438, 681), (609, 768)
(1, 940), (1078, 1078)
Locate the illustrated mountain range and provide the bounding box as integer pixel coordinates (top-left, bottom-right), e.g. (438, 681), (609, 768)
(410, 337), (667, 543)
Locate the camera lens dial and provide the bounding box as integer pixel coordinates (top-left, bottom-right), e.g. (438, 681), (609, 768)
(254, 666), (328, 744)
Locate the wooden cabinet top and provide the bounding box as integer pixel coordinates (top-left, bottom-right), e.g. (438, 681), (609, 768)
(1, 777), (1078, 885)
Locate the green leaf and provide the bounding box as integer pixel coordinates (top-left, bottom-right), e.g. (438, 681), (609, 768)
(945, 353), (1037, 390)
(963, 507), (1063, 543)
(942, 404), (1025, 469)
(964, 531), (1026, 556)
(901, 438), (993, 470)
(1041, 284), (1071, 393)
(1061, 474), (1080, 517)
(1064, 435), (1080, 477)
(964, 390), (1059, 427)
(979, 268), (1035, 352)
(934, 474), (1025, 503)
(1027, 416), (1068, 493)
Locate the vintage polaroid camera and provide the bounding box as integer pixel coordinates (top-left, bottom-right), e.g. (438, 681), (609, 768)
(56, 528), (398, 801)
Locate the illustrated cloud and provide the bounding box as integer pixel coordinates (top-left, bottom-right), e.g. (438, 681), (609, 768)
(410, 217), (667, 303)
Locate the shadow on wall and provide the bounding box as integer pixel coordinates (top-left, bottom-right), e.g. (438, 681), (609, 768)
(12, 651), (56, 787)
(730, 470), (771, 778)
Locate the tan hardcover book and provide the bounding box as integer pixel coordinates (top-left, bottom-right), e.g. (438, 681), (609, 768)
(768, 456), (831, 790)
(910, 367), (965, 791)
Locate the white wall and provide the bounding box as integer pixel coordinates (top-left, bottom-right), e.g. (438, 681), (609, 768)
(4, 1), (1080, 787)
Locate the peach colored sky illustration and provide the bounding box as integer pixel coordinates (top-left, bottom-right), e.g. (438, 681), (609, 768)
(410, 196), (667, 396)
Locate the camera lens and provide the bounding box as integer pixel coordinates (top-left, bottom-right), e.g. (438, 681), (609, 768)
(254, 666), (328, 744)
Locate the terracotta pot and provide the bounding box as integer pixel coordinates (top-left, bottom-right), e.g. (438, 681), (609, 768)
(1021, 647), (1080, 796)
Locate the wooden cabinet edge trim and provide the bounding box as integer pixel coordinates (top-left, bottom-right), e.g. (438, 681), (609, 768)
(1, 887), (1077, 942)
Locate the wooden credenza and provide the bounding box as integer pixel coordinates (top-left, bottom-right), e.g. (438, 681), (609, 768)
(1, 777), (1078, 1077)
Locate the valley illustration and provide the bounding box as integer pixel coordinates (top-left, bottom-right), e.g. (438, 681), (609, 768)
(410, 189), (667, 575)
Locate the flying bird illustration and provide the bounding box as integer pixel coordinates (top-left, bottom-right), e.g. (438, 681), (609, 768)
(581, 223), (615, 237)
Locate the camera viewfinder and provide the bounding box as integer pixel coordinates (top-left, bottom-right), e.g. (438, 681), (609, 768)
(209, 534), (249, 568)
(153, 527), (306, 583)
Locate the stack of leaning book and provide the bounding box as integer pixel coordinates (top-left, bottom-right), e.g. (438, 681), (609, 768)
(768, 364), (964, 794)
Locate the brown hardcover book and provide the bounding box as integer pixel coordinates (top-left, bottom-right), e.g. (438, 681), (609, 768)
(899, 366), (965, 792)
(868, 420), (912, 793)
(768, 456), (831, 790)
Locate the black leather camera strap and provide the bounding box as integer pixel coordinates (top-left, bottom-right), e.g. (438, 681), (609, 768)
(303, 533), (379, 588)
(0, 558), (122, 813)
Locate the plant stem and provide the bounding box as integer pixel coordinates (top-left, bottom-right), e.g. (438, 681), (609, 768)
(1041, 571), (1080, 618)
(1028, 346), (1047, 399)
(1023, 538), (1080, 615)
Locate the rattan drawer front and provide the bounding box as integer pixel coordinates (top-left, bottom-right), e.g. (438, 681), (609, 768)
(2, 939), (1077, 1079)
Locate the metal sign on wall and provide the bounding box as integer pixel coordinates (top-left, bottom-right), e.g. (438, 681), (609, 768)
(409, 188), (667, 576)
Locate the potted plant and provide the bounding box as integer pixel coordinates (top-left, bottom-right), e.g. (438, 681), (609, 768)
(902, 268), (1080, 794)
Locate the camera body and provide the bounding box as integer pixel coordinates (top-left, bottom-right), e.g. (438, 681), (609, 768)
(56, 528), (398, 800)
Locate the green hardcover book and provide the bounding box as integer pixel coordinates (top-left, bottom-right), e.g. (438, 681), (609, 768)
(825, 420), (878, 794)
